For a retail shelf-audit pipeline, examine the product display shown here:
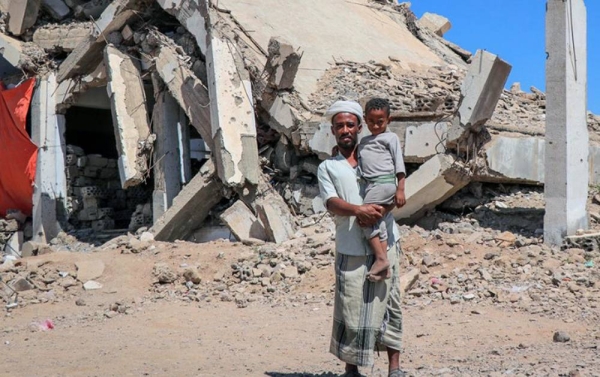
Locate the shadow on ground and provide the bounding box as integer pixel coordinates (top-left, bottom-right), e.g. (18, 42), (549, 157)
(265, 373), (339, 377)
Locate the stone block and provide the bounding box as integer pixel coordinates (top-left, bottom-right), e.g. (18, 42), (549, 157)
(83, 166), (100, 177)
(8, 0), (42, 36)
(418, 12), (451, 37)
(77, 156), (87, 167)
(91, 218), (114, 231)
(78, 207), (99, 221)
(21, 241), (44, 257)
(75, 260), (105, 282)
(220, 200), (267, 241)
(87, 154), (108, 167)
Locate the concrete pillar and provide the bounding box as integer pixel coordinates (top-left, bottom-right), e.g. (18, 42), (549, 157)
(152, 91), (186, 222)
(31, 72), (68, 243)
(544, 0), (588, 245)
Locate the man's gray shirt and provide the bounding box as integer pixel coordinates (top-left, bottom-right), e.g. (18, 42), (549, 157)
(317, 154), (399, 256)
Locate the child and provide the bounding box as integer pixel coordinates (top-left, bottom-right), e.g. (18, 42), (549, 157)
(358, 98), (406, 282)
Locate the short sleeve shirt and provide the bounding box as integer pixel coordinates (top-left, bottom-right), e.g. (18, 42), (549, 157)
(318, 154), (399, 256)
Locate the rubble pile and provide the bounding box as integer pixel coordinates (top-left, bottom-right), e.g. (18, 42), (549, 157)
(309, 62), (463, 116)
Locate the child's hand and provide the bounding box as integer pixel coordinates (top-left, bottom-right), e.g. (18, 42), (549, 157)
(394, 190), (406, 208)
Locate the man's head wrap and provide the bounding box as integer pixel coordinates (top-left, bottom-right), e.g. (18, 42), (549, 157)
(325, 100), (363, 124)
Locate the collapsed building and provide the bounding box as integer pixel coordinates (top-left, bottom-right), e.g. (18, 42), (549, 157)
(0, 0), (598, 256)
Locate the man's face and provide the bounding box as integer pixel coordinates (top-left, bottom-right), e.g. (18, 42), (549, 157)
(331, 112), (362, 151)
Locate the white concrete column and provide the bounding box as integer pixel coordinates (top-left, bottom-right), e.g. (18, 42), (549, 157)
(152, 91), (185, 223)
(31, 72), (68, 243)
(544, 0), (588, 245)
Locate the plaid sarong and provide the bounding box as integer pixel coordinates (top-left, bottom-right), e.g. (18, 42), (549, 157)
(330, 242), (403, 367)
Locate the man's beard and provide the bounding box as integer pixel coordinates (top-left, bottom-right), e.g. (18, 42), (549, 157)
(337, 139), (356, 151)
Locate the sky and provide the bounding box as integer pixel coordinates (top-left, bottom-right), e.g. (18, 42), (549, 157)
(409, 0), (599, 114)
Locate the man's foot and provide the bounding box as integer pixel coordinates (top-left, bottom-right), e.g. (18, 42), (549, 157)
(340, 370), (364, 377)
(388, 369), (406, 377)
(367, 258), (390, 282)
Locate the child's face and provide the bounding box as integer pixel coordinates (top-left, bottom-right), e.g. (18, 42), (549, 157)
(364, 108), (390, 136)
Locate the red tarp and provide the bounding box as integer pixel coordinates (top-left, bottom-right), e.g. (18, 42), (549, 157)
(0, 78), (37, 217)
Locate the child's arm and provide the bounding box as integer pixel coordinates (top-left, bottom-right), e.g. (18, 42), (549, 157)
(388, 133), (407, 207)
(395, 173), (406, 208)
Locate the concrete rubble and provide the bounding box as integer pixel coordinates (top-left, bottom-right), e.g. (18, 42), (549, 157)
(0, 0), (598, 257)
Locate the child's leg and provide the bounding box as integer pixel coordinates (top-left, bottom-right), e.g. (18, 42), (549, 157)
(366, 219), (390, 282)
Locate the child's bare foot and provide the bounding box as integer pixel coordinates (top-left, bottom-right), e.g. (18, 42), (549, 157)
(367, 259), (390, 282)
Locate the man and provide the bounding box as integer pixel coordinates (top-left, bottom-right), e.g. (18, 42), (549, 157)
(317, 100), (404, 377)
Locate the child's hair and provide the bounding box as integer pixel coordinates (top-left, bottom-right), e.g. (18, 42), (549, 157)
(365, 98), (391, 117)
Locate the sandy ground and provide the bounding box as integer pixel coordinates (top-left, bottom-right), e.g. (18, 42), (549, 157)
(1, 239), (598, 377)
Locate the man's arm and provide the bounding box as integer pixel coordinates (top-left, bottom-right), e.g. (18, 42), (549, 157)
(326, 197), (384, 224)
(317, 161), (383, 225)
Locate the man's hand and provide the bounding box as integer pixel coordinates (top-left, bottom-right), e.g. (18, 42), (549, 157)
(355, 204), (384, 227)
(394, 189), (406, 208)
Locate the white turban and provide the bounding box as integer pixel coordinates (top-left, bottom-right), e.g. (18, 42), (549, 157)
(325, 100), (363, 124)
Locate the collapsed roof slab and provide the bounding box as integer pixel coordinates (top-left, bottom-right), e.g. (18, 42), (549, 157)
(392, 154), (470, 223)
(104, 45), (152, 189)
(218, 0), (443, 101)
(151, 159), (224, 242)
(57, 0), (139, 82)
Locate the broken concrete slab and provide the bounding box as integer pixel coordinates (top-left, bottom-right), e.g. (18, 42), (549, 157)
(8, 0), (42, 36)
(220, 200), (267, 241)
(150, 32), (212, 150)
(151, 160), (225, 241)
(57, 0), (138, 82)
(155, 0), (207, 52)
(261, 92), (303, 140)
(33, 23), (91, 52)
(42, 0), (71, 20)
(264, 37), (302, 90)
(248, 176), (296, 244)
(479, 136), (545, 184)
(31, 72), (68, 244)
(418, 12), (451, 37)
(56, 62), (107, 112)
(403, 122), (448, 163)
(392, 154), (471, 223)
(0, 33), (24, 76)
(206, 34), (260, 187)
(75, 260), (105, 282)
(447, 50), (511, 145)
(104, 45), (152, 189)
(74, 0), (110, 19)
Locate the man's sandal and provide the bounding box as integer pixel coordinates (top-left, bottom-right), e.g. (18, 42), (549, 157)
(388, 369), (406, 377)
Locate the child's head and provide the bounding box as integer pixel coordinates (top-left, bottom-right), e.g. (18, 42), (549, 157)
(364, 98), (391, 136)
